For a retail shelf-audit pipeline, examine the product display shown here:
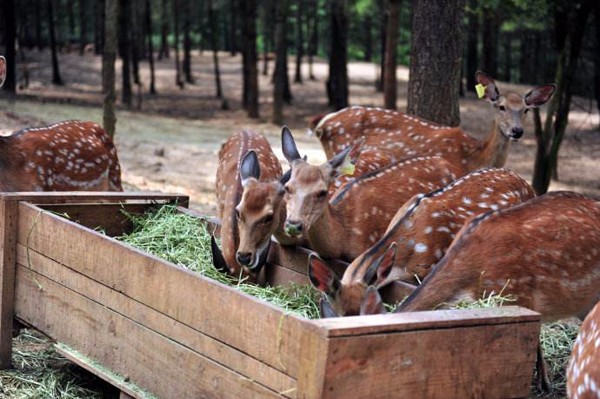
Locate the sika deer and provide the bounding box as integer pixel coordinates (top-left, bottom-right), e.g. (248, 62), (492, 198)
(213, 130), (292, 278)
(567, 300), (600, 399)
(312, 72), (555, 176)
(0, 120), (122, 191)
(308, 168), (535, 317)
(281, 127), (460, 261)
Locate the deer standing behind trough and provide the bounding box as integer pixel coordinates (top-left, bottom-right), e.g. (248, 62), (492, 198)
(0, 120), (122, 191)
(311, 72), (555, 176)
(281, 127), (460, 261)
(308, 168), (536, 317)
(567, 300), (600, 399)
(212, 130), (294, 279)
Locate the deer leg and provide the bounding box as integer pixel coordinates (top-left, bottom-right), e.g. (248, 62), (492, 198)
(535, 341), (551, 393)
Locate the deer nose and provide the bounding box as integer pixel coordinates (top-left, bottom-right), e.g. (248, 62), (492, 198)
(511, 127), (524, 139)
(284, 220), (303, 236)
(236, 252), (252, 266)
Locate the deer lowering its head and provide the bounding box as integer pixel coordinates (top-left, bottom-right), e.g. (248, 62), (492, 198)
(213, 130), (291, 278)
(0, 120), (122, 191)
(567, 300), (600, 399)
(308, 168), (535, 317)
(312, 72), (556, 175)
(281, 127), (460, 261)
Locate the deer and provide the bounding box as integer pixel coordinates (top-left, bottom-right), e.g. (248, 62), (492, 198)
(0, 56), (5, 87)
(0, 120), (122, 191)
(307, 167), (536, 317)
(212, 130), (297, 279)
(567, 300), (600, 399)
(281, 127), (460, 262)
(312, 190), (600, 391)
(311, 72), (556, 176)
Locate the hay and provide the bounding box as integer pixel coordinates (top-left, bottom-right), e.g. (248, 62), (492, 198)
(117, 205), (320, 319)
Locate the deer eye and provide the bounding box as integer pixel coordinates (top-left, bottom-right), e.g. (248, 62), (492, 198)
(498, 105), (506, 111)
(235, 209), (241, 219)
(284, 185), (292, 194)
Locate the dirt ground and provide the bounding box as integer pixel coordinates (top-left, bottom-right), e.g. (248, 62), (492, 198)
(1, 49), (599, 217)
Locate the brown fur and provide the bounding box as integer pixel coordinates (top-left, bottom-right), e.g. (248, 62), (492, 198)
(567, 301), (600, 399)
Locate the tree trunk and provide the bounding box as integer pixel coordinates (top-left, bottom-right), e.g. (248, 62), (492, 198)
(261, 0), (272, 76)
(531, 0), (594, 194)
(182, 0), (194, 83)
(383, 0), (401, 110)
(146, 0), (157, 94)
(159, 0), (170, 59)
(35, 1), (43, 50)
(481, 9), (499, 78)
(103, 0), (118, 138)
(228, 0), (238, 56)
(327, 0), (349, 110)
(273, 0), (289, 125)
(307, 0), (318, 80)
(407, 0), (464, 126)
(363, 14), (373, 61)
(465, 0), (478, 93)
(172, 0), (184, 88)
(118, 0), (132, 105)
(208, 0), (223, 98)
(67, 0), (76, 38)
(79, 0), (87, 55)
(94, 0), (105, 55)
(240, 0), (259, 118)
(502, 32), (511, 82)
(2, 0), (17, 93)
(130, 0), (141, 86)
(294, 0), (304, 84)
(376, 0), (386, 92)
(47, 0), (63, 85)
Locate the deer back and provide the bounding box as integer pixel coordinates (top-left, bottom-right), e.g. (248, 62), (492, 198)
(0, 120), (122, 192)
(397, 191), (600, 321)
(567, 300), (600, 399)
(215, 130), (284, 277)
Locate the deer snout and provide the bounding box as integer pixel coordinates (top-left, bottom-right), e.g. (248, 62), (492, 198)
(284, 220), (303, 236)
(236, 251), (252, 266)
(510, 127), (524, 139)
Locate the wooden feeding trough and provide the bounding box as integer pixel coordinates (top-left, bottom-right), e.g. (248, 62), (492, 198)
(0, 192), (541, 398)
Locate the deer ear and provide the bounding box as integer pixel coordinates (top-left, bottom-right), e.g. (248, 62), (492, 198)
(279, 169), (291, 185)
(475, 71), (500, 102)
(376, 243), (397, 287)
(210, 235), (230, 274)
(319, 296), (339, 318)
(281, 126), (302, 163)
(327, 145), (356, 178)
(308, 254), (341, 299)
(239, 150), (261, 185)
(0, 56), (5, 88)
(524, 84), (556, 108)
(360, 286), (386, 315)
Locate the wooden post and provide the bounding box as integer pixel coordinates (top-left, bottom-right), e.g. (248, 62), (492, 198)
(0, 198), (18, 368)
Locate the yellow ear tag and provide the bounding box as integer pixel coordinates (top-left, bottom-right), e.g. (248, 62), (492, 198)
(475, 83), (486, 99)
(339, 156), (356, 176)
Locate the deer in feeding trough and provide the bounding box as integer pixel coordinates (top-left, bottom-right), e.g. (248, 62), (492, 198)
(308, 168), (535, 317)
(212, 130), (295, 279)
(281, 127), (460, 261)
(0, 120), (122, 191)
(311, 72), (556, 176)
(567, 300), (600, 399)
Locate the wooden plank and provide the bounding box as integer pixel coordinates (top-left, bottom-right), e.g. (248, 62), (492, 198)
(17, 245), (297, 397)
(55, 344), (156, 399)
(15, 265), (286, 399)
(0, 199), (17, 368)
(319, 323), (539, 399)
(17, 202), (315, 377)
(0, 192), (189, 206)
(296, 331), (330, 399)
(312, 306), (541, 338)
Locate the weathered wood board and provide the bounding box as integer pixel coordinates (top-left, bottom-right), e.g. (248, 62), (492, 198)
(0, 192), (541, 399)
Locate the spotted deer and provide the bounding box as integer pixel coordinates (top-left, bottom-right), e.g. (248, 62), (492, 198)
(281, 127), (460, 261)
(312, 72), (556, 176)
(567, 300), (600, 399)
(0, 120), (122, 191)
(0, 56), (5, 87)
(212, 130), (294, 279)
(308, 168), (535, 317)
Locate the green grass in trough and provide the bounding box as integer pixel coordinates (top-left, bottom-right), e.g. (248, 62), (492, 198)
(117, 205), (321, 320)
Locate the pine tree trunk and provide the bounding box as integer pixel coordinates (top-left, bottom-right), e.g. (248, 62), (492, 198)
(47, 0), (63, 85)
(2, 0), (17, 93)
(229, 0), (238, 56)
(376, 0), (386, 92)
(363, 14), (373, 61)
(327, 0), (349, 110)
(481, 10), (499, 78)
(240, 0), (259, 118)
(118, 0), (132, 105)
(465, 0), (478, 93)
(261, 0), (272, 76)
(172, 0), (184, 88)
(79, 0), (87, 55)
(208, 0), (223, 98)
(407, 0), (464, 126)
(273, 0), (289, 124)
(131, 0), (141, 86)
(159, 0), (170, 59)
(294, 0), (304, 84)
(383, 0), (400, 110)
(103, 0), (118, 138)
(146, 0), (157, 94)
(307, 0), (317, 80)
(182, 0), (194, 83)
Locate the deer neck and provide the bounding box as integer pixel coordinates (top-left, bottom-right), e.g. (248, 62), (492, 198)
(307, 204), (346, 259)
(472, 120), (511, 170)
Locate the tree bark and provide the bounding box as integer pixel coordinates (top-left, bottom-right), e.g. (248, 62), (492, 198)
(383, 0), (401, 109)
(465, 0), (478, 93)
(481, 8), (499, 78)
(2, 0), (17, 93)
(208, 0), (223, 98)
(376, 0), (386, 92)
(159, 0), (170, 59)
(146, 0), (157, 94)
(182, 0), (194, 83)
(103, 0), (118, 138)
(294, 0), (304, 84)
(47, 0), (63, 85)
(118, 0), (132, 105)
(240, 0), (259, 118)
(307, 0), (318, 80)
(79, 0), (87, 55)
(407, 0), (464, 126)
(172, 0), (184, 88)
(273, 0), (289, 124)
(327, 0), (349, 110)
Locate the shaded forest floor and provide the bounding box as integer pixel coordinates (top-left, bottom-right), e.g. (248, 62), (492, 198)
(1, 49), (599, 216)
